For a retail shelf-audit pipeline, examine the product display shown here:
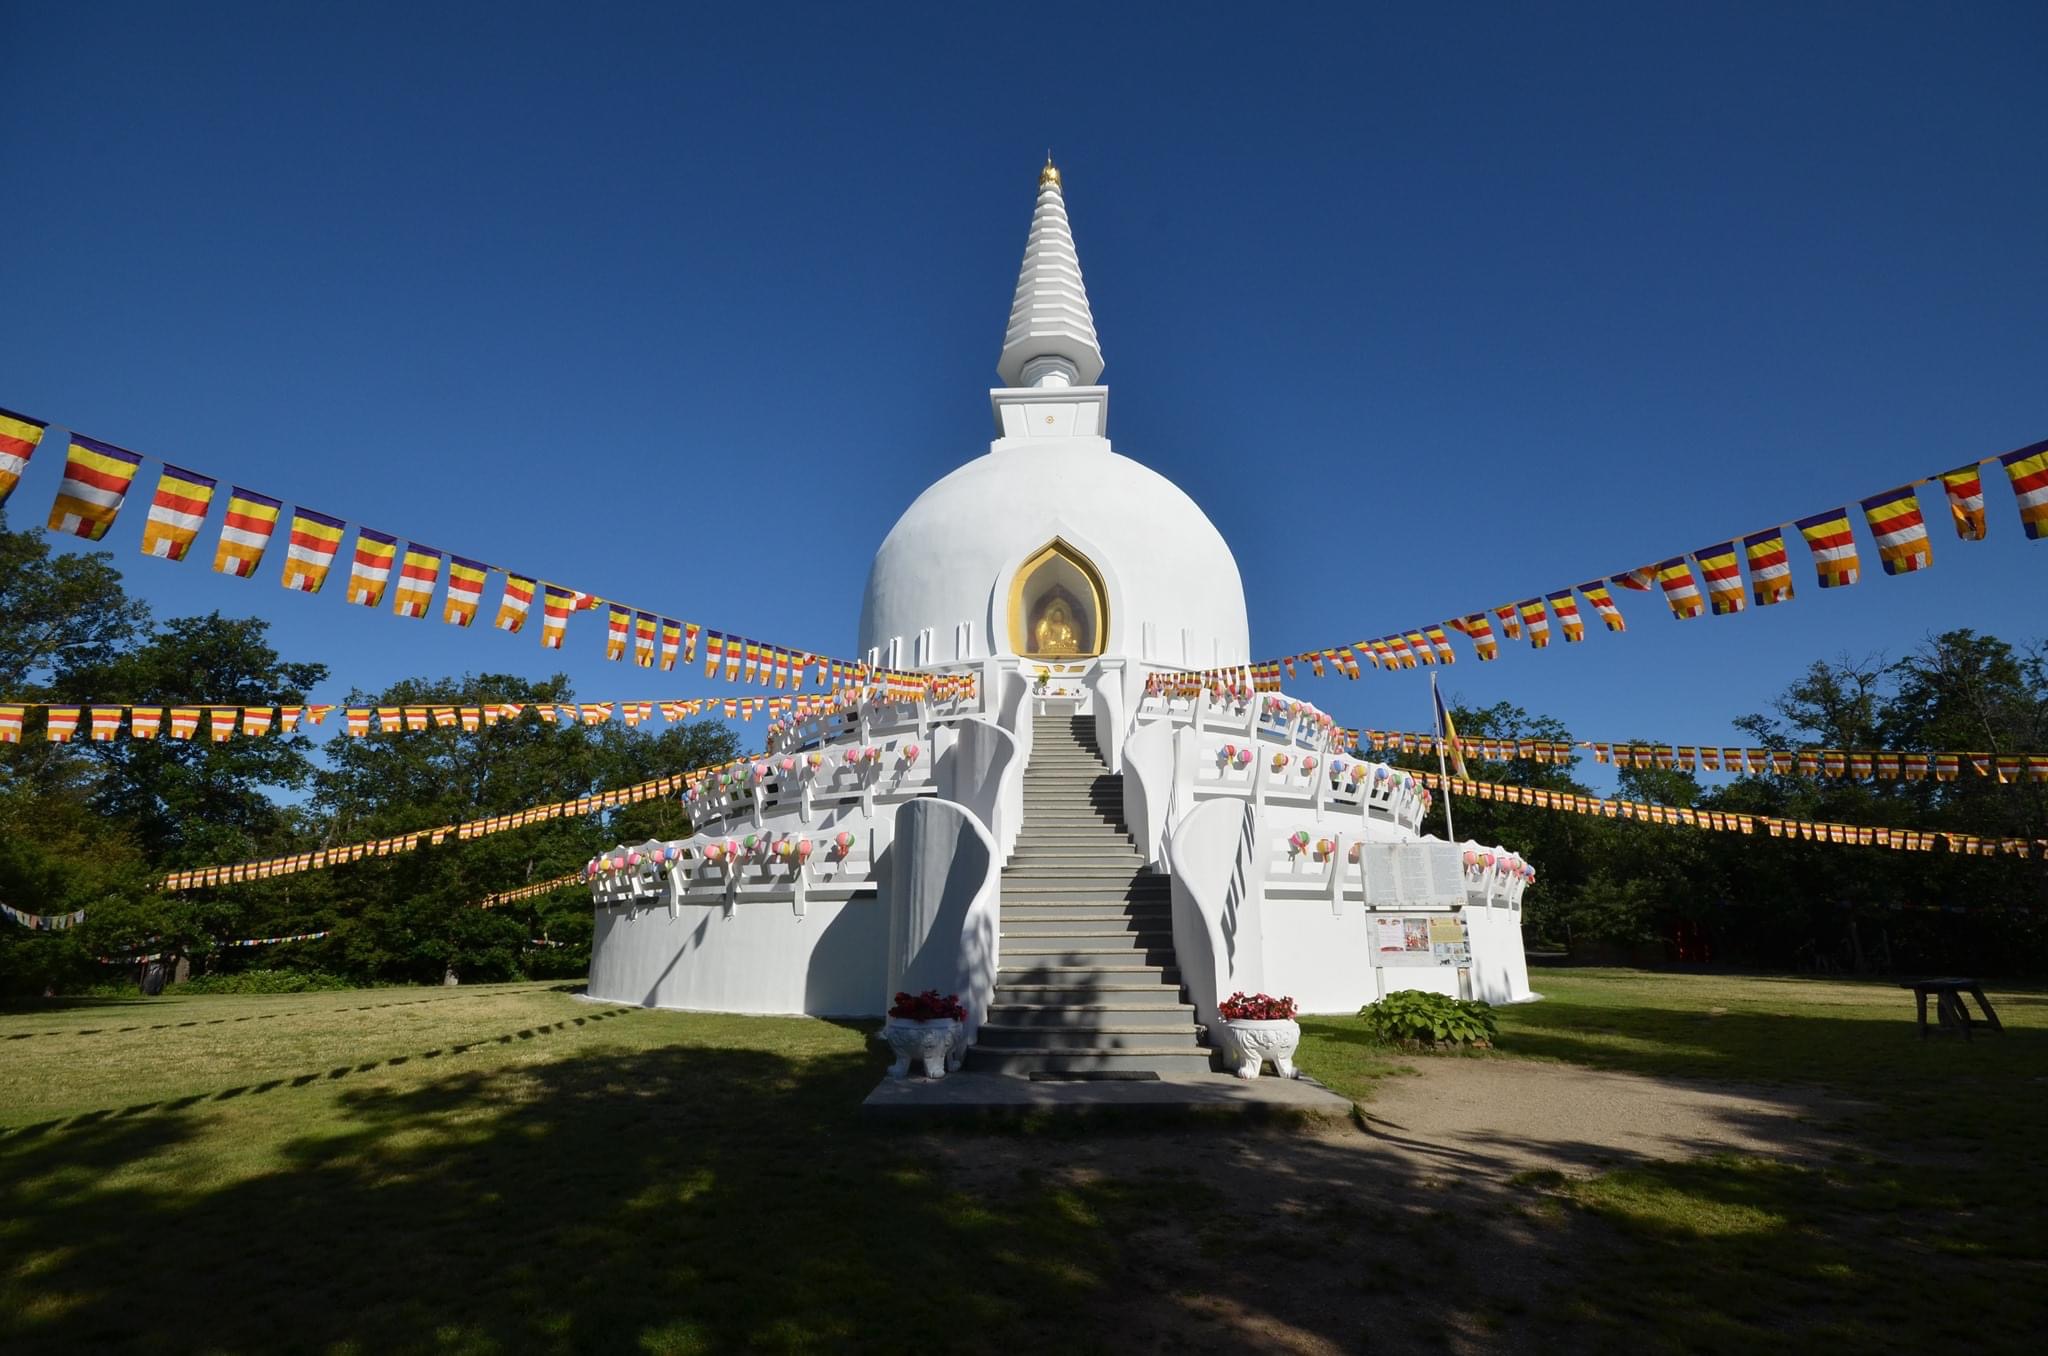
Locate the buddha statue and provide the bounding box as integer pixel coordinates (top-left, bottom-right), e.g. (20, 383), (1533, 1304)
(1033, 598), (1082, 656)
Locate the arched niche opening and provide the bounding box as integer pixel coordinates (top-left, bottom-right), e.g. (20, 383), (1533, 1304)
(1008, 538), (1108, 659)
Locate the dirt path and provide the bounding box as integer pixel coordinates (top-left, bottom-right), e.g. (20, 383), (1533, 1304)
(1355, 1057), (1869, 1175)
(928, 1059), (1874, 1354)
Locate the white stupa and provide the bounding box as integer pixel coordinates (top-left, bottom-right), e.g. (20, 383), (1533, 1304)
(588, 161), (1534, 1060)
(857, 159), (1250, 674)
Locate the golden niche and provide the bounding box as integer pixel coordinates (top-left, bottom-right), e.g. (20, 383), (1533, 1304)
(1009, 539), (1107, 659)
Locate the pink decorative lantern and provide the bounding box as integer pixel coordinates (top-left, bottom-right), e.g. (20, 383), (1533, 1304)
(834, 830), (854, 856)
(703, 843), (724, 864)
(1302, 756), (1317, 773)
(1288, 829), (1310, 853)
(795, 838), (815, 862)
(903, 743), (920, 765)
(780, 756), (797, 774)
(1236, 748), (1253, 768)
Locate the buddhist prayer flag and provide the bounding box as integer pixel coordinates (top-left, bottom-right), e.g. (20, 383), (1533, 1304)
(1546, 590), (1584, 642)
(280, 507), (347, 592)
(1403, 630), (1437, 665)
(1692, 541), (1746, 615)
(0, 407), (47, 507)
(683, 622), (702, 663)
(1610, 565), (1656, 592)
(89, 707), (122, 741)
(140, 463), (217, 560)
(242, 708), (273, 737)
(1742, 529), (1794, 606)
(540, 584), (577, 648)
(1937, 464), (1988, 541)
(1656, 558), (1704, 619)
(634, 612), (658, 668)
(1578, 581), (1625, 633)
(1517, 600), (1551, 648)
(348, 529), (399, 606)
(130, 708), (161, 739)
(1423, 626), (1456, 664)
(1860, 485), (1933, 575)
(1447, 613), (1499, 661)
(494, 575), (535, 633)
(45, 707), (80, 742)
(605, 605), (631, 661)
(1795, 508), (1860, 587)
(391, 543), (443, 618)
(209, 708), (237, 742)
(703, 631), (725, 676)
(657, 621), (681, 671)
(442, 555), (489, 626)
(2000, 441), (2048, 540)
(168, 707), (201, 739)
(1492, 604), (1521, 641)
(48, 435), (144, 540)
(212, 487), (283, 577)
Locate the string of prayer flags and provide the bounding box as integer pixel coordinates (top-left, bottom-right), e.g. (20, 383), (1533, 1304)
(391, 543), (443, 617)
(1444, 614), (1498, 661)
(495, 575), (535, 633)
(1859, 485), (1933, 575)
(443, 556), (489, 625)
(2003, 440), (2048, 540)
(1656, 558), (1704, 619)
(348, 529), (399, 606)
(0, 407), (47, 506)
(2, 901), (86, 931)
(1795, 507), (1860, 587)
(213, 488), (283, 577)
(141, 464), (217, 560)
(1422, 770), (2044, 860)
(49, 435), (144, 540)
(281, 507), (347, 592)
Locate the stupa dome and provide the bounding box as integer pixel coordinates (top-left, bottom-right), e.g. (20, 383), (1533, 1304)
(857, 439), (1249, 668)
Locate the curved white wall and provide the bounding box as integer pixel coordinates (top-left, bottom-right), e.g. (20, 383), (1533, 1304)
(858, 442), (1250, 667)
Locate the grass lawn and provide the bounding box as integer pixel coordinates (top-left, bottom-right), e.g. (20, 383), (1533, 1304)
(2, 970), (2044, 1353)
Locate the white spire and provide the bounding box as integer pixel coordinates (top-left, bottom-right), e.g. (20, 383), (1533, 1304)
(996, 158), (1104, 389)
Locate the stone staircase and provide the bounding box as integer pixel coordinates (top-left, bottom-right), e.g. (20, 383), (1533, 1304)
(962, 714), (1211, 1076)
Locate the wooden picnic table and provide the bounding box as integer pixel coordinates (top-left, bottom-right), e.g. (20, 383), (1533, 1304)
(1899, 977), (2004, 1040)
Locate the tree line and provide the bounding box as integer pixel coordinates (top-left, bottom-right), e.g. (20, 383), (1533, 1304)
(0, 512), (737, 996)
(1406, 630), (2048, 975)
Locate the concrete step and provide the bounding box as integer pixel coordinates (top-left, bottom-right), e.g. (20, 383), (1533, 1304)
(997, 963), (1182, 986)
(1003, 878), (1167, 893)
(998, 903), (1169, 920)
(1001, 943), (1178, 965)
(987, 1000), (1197, 1027)
(962, 1046), (1215, 1075)
(975, 1023), (1202, 1050)
(995, 983), (1185, 1005)
(1002, 916), (1168, 935)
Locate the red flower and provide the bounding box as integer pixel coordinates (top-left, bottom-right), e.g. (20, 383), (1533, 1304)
(889, 989), (966, 1022)
(1219, 991), (1297, 1021)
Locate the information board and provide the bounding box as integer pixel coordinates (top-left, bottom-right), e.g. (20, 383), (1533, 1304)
(1370, 912), (1468, 968)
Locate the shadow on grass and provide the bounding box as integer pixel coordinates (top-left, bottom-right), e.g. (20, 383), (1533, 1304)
(5, 990), (2046, 1353)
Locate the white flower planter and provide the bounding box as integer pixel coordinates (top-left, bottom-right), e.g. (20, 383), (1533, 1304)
(882, 1017), (963, 1079)
(1222, 1017), (1302, 1080)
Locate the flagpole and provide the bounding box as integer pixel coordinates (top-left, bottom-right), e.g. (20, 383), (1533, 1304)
(1432, 672), (1457, 844)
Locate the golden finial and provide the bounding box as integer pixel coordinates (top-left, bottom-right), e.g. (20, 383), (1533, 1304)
(1040, 151), (1061, 189)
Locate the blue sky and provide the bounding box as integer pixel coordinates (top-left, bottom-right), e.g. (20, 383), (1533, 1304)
(2, 2), (2043, 777)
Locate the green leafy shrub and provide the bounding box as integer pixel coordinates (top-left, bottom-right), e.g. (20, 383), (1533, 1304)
(177, 969), (353, 995)
(1358, 990), (1498, 1048)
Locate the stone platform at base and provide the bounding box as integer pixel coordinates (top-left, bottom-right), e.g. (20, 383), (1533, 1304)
(860, 1071), (1355, 1125)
